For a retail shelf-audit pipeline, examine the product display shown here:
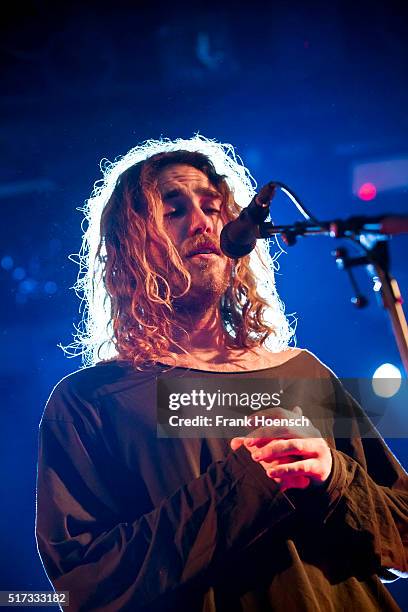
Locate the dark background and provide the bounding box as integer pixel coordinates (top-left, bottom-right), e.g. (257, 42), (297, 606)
(1, 0), (407, 607)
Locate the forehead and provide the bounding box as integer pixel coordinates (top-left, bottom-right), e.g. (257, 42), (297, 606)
(156, 164), (215, 193)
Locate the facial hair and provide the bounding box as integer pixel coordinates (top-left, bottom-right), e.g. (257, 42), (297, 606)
(172, 236), (232, 315)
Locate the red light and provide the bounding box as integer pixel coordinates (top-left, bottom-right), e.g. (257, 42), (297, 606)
(358, 182), (377, 201)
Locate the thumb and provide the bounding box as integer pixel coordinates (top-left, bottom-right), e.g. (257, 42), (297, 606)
(292, 405), (303, 416)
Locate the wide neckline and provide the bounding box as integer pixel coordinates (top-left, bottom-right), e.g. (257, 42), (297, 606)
(155, 349), (306, 374)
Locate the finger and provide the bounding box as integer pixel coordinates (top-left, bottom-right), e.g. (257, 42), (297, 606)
(230, 437), (245, 450)
(251, 438), (316, 462)
(244, 425), (313, 446)
(259, 461), (311, 490)
(259, 459), (281, 471)
(266, 458), (321, 479)
(254, 437), (328, 460)
(244, 406), (310, 446)
(279, 475), (310, 491)
(245, 437), (275, 449)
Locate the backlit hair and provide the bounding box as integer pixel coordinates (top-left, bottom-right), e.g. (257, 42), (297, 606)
(65, 135), (295, 367)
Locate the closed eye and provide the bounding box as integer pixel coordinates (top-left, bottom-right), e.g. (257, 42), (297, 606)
(164, 207), (221, 218)
(164, 208), (184, 218)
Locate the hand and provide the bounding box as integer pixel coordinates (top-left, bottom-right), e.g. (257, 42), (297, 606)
(230, 406), (332, 492)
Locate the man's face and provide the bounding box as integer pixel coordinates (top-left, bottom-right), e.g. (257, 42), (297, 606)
(156, 164), (232, 309)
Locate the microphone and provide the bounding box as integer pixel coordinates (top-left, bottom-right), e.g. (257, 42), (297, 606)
(220, 182), (276, 258)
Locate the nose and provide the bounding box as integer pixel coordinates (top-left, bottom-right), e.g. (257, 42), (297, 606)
(187, 205), (212, 237)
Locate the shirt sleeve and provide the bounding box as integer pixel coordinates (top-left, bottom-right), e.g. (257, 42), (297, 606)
(288, 376), (408, 580)
(36, 390), (295, 612)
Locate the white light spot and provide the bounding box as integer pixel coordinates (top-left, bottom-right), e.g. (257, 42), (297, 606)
(372, 363), (402, 398)
(373, 276), (382, 292)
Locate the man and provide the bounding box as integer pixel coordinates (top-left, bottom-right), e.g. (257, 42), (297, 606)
(36, 136), (408, 611)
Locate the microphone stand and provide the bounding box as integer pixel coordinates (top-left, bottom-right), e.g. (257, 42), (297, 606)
(257, 216), (408, 376)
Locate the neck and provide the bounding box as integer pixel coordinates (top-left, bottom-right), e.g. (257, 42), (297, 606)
(171, 303), (229, 354)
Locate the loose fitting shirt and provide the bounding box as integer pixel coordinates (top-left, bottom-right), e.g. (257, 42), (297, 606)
(36, 351), (408, 611)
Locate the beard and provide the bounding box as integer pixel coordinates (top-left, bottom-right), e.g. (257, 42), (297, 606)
(171, 255), (232, 315)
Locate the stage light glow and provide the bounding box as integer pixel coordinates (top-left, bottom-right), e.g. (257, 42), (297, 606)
(358, 182), (377, 201)
(13, 267), (26, 280)
(372, 276), (382, 292)
(372, 363), (402, 398)
(1, 255), (13, 270)
(353, 157), (408, 196)
(19, 278), (37, 294)
(44, 281), (58, 294)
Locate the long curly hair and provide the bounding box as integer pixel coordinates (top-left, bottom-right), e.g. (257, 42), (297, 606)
(65, 135), (295, 368)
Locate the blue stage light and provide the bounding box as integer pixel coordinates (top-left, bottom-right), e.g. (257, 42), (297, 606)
(1, 255), (13, 270)
(13, 267), (26, 281)
(19, 278), (37, 294)
(44, 281), (58, 295)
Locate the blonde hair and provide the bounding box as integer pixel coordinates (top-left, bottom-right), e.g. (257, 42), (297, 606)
(65, 135), (295, 367)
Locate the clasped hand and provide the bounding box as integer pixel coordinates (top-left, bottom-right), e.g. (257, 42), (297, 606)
(230, 406), (332, 492)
